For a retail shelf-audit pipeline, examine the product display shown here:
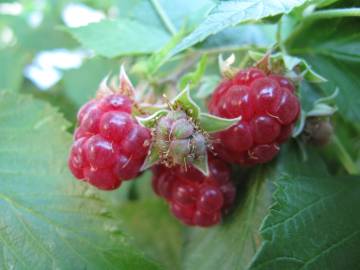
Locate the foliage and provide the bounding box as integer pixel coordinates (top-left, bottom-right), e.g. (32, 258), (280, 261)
(0, 0), (359, 269)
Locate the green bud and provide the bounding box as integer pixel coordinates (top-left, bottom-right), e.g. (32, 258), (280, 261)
(156, 117), (172, 139)
(169, 139), (191, 164)
(154, 110), (208, 168)
(192, 133), (206, 157)
(171, 118), (194, 139)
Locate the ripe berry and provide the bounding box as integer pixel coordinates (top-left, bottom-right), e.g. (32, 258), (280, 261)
(152, 154), (236, 227)
(68, 94), (151, 190)
(208, 68), (300, 165)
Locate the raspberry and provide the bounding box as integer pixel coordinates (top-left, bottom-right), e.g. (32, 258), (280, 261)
(68, 94), (151, 190)
(208, 68), (300, 165)
(152, 154), (236, 227)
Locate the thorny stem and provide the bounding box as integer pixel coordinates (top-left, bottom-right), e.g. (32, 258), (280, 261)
(150, 0), (177, 35)
(332, 135), (360, 175)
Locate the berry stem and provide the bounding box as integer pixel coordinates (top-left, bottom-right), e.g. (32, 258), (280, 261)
(150, 0), (177, 36)
(331, 135), (360, 175)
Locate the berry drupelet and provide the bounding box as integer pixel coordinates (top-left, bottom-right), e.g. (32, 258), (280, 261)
(152, 154), (236, 227)
(68, 94), (151, 190)
(208, 68), (300, 165)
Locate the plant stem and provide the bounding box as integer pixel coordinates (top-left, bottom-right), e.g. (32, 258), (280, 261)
(197, 45), (264, 55)
(150, 0), (177, 35)
(332, 135), (360, 175)
(305, 8), (360, 21)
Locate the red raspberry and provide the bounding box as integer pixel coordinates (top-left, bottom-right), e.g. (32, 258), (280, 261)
(152, 154), (236, 227)
(68, 94), (151, 190)
(208, 68), (300, 165)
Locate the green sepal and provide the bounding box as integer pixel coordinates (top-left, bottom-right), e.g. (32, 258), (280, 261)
(248, 51), (327, 83)
(119, 65), (136, 95)
(192, 151), (209, 177)
(136, 110), (169, 128)
(199, 113), (241, 133)
(172, 85), (201, 118)
(293, 88), (338, 137)
(138, 103), (168, 115)
(292, 110), (306, 137)
(140, 147), (159, 171)
(307, 103), (337, 117)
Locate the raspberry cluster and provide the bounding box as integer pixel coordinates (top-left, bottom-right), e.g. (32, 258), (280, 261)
(68, 94), (151, 190)
(152, 155), (236, 227)
(68, 65), (301, 228)
(208, 68), (300, 165)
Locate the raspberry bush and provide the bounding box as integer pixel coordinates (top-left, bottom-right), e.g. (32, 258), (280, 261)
(2, 1), (360, 270)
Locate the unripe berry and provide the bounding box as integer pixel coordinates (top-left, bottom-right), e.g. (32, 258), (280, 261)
(154, 110), (207, 167)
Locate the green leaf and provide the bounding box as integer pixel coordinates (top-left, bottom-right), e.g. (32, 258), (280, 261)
(249, 174), (360, 270)
(199, 113), (241, 133)
(0, 92), (159, 270)
(183, 168), (272, 270)
(171, 0), (308, 56)
(116, 0), (215, 33)
(199, 24), (277, 52)
(196, 75), (220, 99)
(4, 14), (77, 52)
(133, 28), (186, 76)
(276, 142), (330, 177)
(304, 55), (360, 123)
(117, 199), (183, 270)
(67, 19), (171, 58)
(285, 16), (360, 123)
(63, 57), (117, 108)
